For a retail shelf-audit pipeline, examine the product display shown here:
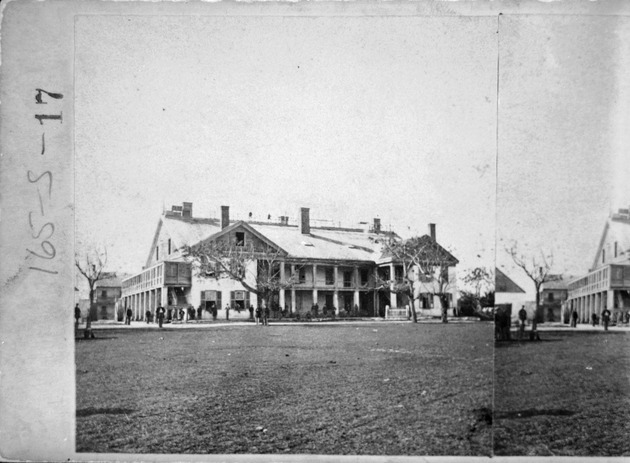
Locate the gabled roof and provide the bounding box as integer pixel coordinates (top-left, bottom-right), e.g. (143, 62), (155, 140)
(541, 275), (571, 291)
(202, 221), (290, 255)
(145, 216), (222, 267)
(142, 211), (458, 267)
(248, 224), (382, 262)
(590, 216), (630, 271)
(495, 267), (526, 294)
(377, 234), (459, 266)
(96, 273), (130, 288)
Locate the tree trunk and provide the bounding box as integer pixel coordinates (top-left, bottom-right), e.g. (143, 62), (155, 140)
(84, 287), (95, 339)
(410, 294), (418, 323)
(530, 286), (541, 340)
(440, 294), (448, 323)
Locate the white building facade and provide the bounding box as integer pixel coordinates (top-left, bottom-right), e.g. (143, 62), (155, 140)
(121, 203), (459, 321)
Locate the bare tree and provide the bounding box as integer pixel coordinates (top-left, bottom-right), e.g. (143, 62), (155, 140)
(184, 239), (300, 312)
(75, 246), (108, 338)
(507, 243), (560, 336)
(376, 235), (458, 323)
(460, 267), (494, 315)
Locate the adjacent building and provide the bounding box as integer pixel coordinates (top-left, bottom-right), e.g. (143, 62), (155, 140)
(495, 267), (530, 323)
(566, 208), (630, 324)
(540, 276), (570, 323)
(121, 203), (459, 321)
(94, 273), (126, 321)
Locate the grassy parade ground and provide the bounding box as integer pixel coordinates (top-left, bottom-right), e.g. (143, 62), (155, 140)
(494, 330), (630, 456)
(76, 322), (492, 455)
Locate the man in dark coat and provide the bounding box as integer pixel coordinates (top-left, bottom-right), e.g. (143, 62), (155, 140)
(74, 304), (81, 332)
(518, 306), (527, 339)
(263, 305), (270, 326)
(156, 305), (165, 328)
(571, 308), (578, 328)
(126, 308), (133, 325)
(601, 308), (611, 331)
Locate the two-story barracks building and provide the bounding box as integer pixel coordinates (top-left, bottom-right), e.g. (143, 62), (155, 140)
(566, 208), (630, 324)
(121, 203), (458, 321)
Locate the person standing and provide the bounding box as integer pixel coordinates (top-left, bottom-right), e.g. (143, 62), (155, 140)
(225, 304), (231, 321)
(145, 309), (151, 324)
(197, 305), (202, 320)
(518, 306), (527, 339)
(126, 307), (133, 325)
(571, 308), (578, 328)
(156, 305), (165, 328)
(249, 304), (254, 321)
(601, 307), (611, 331)
(591, 312), (597, 327)
(74, 304), (81, 333)
(263, 305), (270, 326)
(255, 305), (262, 325)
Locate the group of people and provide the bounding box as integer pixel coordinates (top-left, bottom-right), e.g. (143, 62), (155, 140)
(254, 305), (270, 325)
(571, 307), (612, 330)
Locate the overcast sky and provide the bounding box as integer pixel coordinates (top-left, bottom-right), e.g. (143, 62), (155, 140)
(74, 14), (629, 298)
(75, 15), (498, 282)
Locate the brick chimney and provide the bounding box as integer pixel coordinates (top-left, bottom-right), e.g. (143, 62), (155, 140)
(221, 206), (230, 229)
(429, 223), (436, 240)
(300, 207), (310, 235)
(182, 202), (193, 218)
(373, 218), (381, 233)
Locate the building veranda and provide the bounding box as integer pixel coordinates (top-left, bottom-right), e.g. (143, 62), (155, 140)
(121, 203), (459, 322)
(565, 208), (630, 325)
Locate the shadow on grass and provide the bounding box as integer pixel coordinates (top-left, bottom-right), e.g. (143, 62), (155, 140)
(495, 338), (563, 348)
(495, 408), (576, 419)
(77, 407), (134, 417)
(75, 336), (119, 341)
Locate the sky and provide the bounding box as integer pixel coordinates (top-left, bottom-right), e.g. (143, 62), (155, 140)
(496, 15), (630, 298)
(74, 14), (630, 299)
(74, 14), (498, 286)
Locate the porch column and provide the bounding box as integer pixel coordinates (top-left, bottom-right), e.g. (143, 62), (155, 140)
(161, 287), (167, 307)
(279, 262), (286, 311)
(312, 263), (318, 307)
(353, 290), (360, 309)
(333, 266), (339, 314)
(333, 291), (339, 315)
(353, 266), (360, 310)
(389, 263), (397, 309)
(290, 264), (297, 313)
(374, 267), (379, 317)
(606, 290), (614, 311)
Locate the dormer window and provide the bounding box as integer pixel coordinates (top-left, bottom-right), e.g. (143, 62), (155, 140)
(302, 241), (314, 247)
(235, 232), (245, 246)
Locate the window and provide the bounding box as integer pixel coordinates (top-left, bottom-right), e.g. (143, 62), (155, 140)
(235, 232), (245, 246)
(299, 267), (306, 282)
(230, 290), (250, 311)
(101, 290), (107, 298)
(325, 267), (334, 285)
(548, 293), (554, 302)
(344, 271), (352, 288)
(440, 267), (449, 283)
(360, 269), (369, 285)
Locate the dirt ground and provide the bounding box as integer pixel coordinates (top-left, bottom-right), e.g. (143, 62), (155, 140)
(76, 322), (493, 455)
(494, 330), (630, 456)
